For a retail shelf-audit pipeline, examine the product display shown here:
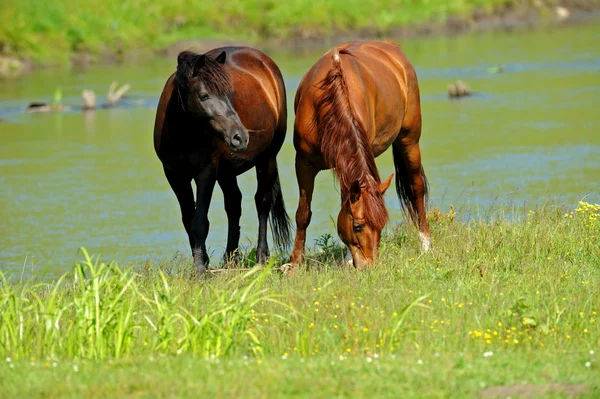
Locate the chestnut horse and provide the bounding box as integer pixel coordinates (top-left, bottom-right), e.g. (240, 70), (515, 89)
(154, 47), (291, 273)
(290, 41), (431, 269)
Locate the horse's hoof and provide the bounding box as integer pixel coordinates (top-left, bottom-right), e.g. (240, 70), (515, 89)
(344, 250), (354, 266)
(222, 251), (240, 267)
(256, 248), (270, 265)
(193, 258), (209, 275)
(289, 251), (304, 265)
(419, 232), (432, 252)
(280, 263), (298, 276)
(256, 256), (269, 265)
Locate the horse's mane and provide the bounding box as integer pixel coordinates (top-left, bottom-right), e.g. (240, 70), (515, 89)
(314, 49), (388, 230)
(175, 50), (232, 104)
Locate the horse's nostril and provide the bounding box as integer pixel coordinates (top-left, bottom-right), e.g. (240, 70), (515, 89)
(232, 134), (242, 146)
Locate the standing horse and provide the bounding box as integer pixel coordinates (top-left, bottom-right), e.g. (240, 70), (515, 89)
(154, 47), (291, 273)
(290, 41), (431, 269)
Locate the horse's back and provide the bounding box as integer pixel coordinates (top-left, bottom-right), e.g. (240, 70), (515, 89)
(154, 74), (176, 156)
(294, 41), (420, 157)
(345, 41), (421, 138)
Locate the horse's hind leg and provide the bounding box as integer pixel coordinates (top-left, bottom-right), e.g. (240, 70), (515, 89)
(255, 154), (292, 265)
(253, 154), (280, 264)
(392, 133), (431, 251)
(254, 157), (275, 264)
(164, 167), (195, 254)
(218, 173), (242, 264)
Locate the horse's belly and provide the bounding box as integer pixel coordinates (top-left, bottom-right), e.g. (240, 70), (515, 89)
(219, 156), (256, 175)
(371, 125), (400, 157)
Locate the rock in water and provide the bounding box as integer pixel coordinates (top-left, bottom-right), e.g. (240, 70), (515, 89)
(82, 90), (97, 110)
(107, 81), (131, 106)
(448, 80), (471, 98)
(555, 6), (570, 21)
(26, 102), (52, 113)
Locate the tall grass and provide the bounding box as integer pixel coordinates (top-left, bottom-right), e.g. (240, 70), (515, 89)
(1, 201), (598, 365)
(0, 248), (296, 360)
(0, 0), (517, 64)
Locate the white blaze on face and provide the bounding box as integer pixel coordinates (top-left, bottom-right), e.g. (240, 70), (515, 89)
(420, 232), (431, 252)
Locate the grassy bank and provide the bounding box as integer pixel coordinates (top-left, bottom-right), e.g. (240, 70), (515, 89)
(0, 0), (568, 67)
(1, 201), (599, 397)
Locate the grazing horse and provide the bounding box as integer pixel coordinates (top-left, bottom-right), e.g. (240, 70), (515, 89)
(290, 41), (431, 269)
(154, 47), (291, 273)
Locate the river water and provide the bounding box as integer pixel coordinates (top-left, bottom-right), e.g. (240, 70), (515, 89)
(1, 22), (599, 275)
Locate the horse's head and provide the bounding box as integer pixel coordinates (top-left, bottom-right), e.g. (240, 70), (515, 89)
(176, 51), (249, 153)
(337, 174), (393, 269)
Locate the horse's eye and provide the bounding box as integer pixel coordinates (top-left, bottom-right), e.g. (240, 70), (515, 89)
(353, 222), (363, 233)
(199, 93), (210, 101)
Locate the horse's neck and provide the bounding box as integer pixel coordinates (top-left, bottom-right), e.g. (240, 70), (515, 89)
(166, 97), (209, 138)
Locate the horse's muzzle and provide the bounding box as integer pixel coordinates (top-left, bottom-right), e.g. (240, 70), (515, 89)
(227, 129), (249, 153)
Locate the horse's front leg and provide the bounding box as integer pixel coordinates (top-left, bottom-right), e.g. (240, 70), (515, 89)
(290, 154), (319, 265)
(218, 173), (242, 265)
(192, 166), (217, 273)
(163, 167), (195, 255)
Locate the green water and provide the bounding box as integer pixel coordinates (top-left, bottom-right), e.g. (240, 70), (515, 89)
(1, 22), (599, 275)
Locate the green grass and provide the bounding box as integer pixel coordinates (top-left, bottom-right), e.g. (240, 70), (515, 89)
(1, 353), (596, 398)
(0, 0), (517, 65)
(0, 201), (599, 397)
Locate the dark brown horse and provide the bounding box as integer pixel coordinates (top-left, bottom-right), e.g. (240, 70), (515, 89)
(154, 47), (291, 273)
(290, 41), (431, 269)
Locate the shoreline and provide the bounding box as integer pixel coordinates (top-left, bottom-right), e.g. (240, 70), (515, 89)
(1, 2), (599, 78)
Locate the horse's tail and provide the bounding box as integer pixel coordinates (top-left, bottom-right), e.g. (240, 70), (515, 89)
(392, 145), (429, 224)
(269, 165), (292, 250)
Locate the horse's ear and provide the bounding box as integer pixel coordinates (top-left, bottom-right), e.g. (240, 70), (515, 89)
(177, 51), (195, 69)
(350, 181), (362, 203)
(192, 54), (206, 76)
(215, 51), (227, 64)
(379, 173), (394, 195)
(177, 52), (187, 68)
